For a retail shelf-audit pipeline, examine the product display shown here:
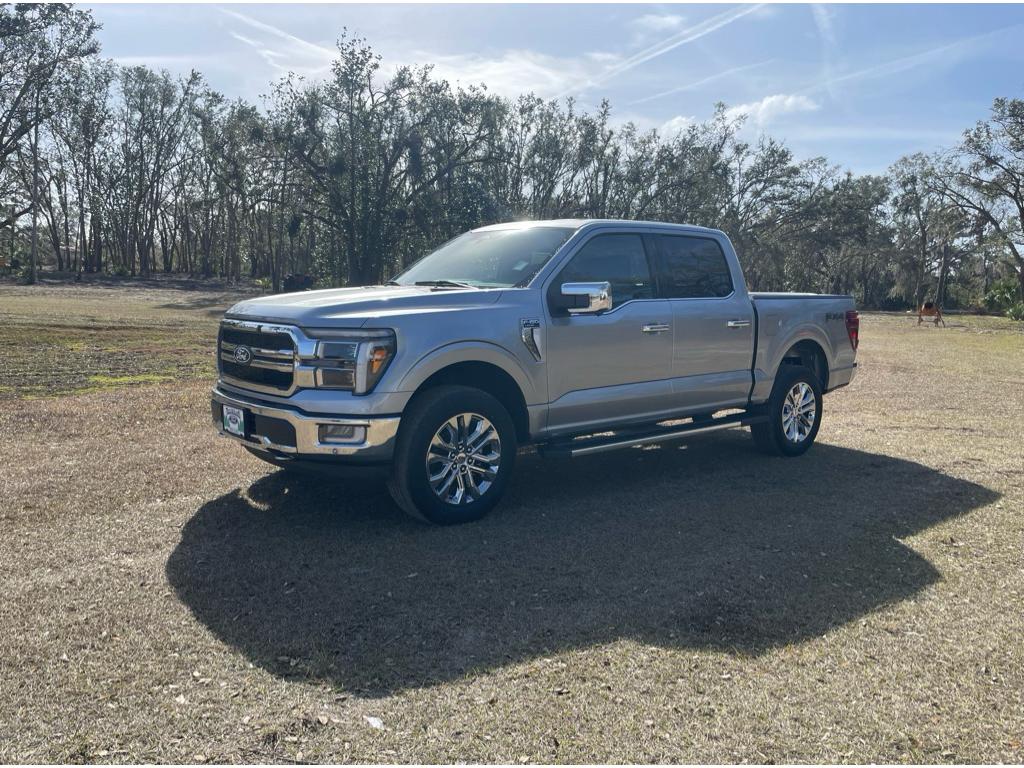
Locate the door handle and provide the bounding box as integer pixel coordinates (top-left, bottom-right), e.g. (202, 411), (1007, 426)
(726, 319), (751, 328)
(642, 323), (670, 334)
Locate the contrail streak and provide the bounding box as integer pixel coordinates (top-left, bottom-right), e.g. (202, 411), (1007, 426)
(557, 4), (764, 99)
(627, 59), (774, 106)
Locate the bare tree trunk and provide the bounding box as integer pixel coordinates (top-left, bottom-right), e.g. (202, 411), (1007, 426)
(936, 242), (951, 307)
(8, 205), (14, 266)
(91, 215), (103, 273)
(77, 167), (89, 277)
(28, 93), (41, 285)
(62, 192), (72, 275)
(267, 211), (280, 292)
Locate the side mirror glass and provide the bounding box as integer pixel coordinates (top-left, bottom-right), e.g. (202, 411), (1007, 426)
(553, 281), (612, 315)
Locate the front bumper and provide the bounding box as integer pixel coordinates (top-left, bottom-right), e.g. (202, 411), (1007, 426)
(211, 387), (400, 462)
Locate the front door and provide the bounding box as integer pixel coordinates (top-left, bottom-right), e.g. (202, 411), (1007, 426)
(544, 232), (674, 434)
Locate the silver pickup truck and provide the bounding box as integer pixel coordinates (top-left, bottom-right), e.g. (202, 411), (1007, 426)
(212, 219), (858, 524)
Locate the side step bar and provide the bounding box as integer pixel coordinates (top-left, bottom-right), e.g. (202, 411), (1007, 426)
(538, 411), (768, 459)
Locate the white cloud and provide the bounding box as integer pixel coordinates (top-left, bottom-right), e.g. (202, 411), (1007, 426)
(631, 14), (687, 33)
(661, 115), (696, 136)
(726, 93), (819, 126)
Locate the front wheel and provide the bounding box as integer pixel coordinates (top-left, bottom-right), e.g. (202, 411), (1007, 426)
(388, 385), (518, 524)
(751, 365), (822, 456)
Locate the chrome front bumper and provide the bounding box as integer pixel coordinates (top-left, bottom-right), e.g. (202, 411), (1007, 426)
(211, 387), (400, 461)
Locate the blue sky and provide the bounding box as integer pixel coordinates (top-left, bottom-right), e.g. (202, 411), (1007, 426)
(88, 3), (1024, 174)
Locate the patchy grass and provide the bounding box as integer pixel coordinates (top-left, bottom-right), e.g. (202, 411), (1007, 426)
(0, 290), (1022, 764)
(0, 281), (251, 398)
(86, 373), (176, 388)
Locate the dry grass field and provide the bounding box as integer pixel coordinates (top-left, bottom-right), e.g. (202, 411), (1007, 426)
(1, 280), (1022, 763)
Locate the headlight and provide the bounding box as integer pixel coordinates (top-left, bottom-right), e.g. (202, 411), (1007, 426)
(308, 329), (396, 394)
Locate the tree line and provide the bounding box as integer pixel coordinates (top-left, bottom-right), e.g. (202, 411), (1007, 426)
(2, 4), (1023, 316)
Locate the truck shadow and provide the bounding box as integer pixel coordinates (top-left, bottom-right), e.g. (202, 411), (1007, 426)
(166, 434), (998, 697)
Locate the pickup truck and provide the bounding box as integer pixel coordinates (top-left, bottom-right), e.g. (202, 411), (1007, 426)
(212, 219), (858, 524)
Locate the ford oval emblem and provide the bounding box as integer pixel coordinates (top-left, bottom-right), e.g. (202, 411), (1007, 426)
(233, 345), (253, 365)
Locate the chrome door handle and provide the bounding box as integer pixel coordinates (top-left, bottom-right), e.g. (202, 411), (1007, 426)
(642, 323), (670, 334)
(726, 319), (751, 328)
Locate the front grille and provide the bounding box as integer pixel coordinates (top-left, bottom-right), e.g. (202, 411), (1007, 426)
(218, 322), (296, 392)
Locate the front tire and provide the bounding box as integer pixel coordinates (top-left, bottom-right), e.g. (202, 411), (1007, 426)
(388, 385), (518, 524)
(751, 365), (822, 457)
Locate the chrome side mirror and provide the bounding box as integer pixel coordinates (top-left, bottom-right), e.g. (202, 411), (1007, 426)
(557, 281), (612, 315)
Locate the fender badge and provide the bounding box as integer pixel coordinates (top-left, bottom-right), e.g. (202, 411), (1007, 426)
(520, 318), (542, 362)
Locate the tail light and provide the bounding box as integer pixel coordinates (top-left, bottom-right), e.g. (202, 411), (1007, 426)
(845, 310), (860, 350)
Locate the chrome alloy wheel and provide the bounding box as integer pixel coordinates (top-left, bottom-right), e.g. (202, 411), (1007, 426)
(781, 381), (816, 443)
(425, 413), (501, 505)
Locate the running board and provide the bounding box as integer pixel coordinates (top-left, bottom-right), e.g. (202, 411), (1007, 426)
(538, 411), (768, 459)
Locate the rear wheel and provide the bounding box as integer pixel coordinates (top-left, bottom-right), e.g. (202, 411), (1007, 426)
(388, 385), (517, 524)
(751, 365), (822, 456)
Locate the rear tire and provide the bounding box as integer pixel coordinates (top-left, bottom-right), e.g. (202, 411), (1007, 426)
(751, 365), (822, 457)
(388, 385), (517, 524)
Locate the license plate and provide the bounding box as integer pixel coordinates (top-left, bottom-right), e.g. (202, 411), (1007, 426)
(222, 405), (246, 437)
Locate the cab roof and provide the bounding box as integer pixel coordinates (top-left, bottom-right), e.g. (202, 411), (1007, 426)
(473, 218), (724, 237)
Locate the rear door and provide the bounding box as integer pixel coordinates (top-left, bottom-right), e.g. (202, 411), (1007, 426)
(544, 232), (674, 433)
(652, 233), (755, 411)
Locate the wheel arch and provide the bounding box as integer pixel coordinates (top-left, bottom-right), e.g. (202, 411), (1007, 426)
(398, 346), (534, 442)
(779, 338), (829, 391)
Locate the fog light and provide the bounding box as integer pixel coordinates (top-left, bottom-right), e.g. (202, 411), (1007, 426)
(318, 424), (366, 445)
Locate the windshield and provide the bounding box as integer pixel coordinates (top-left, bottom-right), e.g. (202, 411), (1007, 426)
(392, 226), (577, 288)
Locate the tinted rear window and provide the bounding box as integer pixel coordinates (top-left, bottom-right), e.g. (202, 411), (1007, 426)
(656, 235), (733, 299)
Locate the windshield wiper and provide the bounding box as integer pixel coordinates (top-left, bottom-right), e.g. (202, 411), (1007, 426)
(413, 279), (477, 289)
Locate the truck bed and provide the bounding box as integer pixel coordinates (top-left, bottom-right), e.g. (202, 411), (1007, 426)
(747, 291), (858, 402)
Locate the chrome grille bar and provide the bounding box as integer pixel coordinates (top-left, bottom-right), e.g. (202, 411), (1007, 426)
(218, 351), (293, 372)
(220, 341), (293, 361)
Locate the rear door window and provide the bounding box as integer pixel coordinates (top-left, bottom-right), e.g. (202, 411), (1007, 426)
(655, 235), (733, 298)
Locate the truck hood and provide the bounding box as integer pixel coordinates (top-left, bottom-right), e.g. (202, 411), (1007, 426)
(225, 284), (504, 328)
